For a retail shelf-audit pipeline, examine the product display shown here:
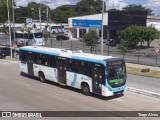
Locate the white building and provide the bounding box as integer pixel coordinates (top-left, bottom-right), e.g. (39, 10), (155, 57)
(68, 12), (160, 40)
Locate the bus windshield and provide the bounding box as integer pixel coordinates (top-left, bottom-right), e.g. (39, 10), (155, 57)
(106, 61), (126, 88)
(34, 33), (43, 38)
(15, 33), (23, 38)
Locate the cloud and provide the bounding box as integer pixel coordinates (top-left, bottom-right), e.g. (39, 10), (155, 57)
(105, 0), (127, 10)
(145, 0), (160, 15)
(15, 0), (80, 9)
(14, 0), (160, 15)
(16, 0), (28, 7)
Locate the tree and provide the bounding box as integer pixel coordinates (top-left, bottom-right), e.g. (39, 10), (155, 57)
(142, 25), (160, 47)
(120, 25), (142, 48)
(122, 4), (153, 15)
(75, 0), (105, 16)
(117, 42), (128, 59)
(84, 29), (98, 52)
(50, 5), (77, 23)
(120, 25), (160, 48)
(0, 0), (13, 24)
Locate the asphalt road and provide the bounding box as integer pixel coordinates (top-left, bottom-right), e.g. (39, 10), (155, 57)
(0, 60), (160, 120)
(127, 74), (160, 93)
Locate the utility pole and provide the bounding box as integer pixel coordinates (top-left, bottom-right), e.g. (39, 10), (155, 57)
(39, 0), (42, 30)
(12, 0), (15, 44)
(7, 0), (12, 58)
(46, 6), (48, 27)
(101, 0), (104, 55)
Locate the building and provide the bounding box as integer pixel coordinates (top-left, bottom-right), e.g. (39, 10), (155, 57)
(68, 11), (147, 40)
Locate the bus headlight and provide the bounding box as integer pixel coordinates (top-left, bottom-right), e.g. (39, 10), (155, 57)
(107, 86), (112, 91)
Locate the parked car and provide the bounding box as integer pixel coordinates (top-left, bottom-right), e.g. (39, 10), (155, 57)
(106, 39), (121, 46)
(56, 34), (69, 40)
(96, 38), (108, 44)
(0, 47), (11, 57)
(0, 47), (18, 58)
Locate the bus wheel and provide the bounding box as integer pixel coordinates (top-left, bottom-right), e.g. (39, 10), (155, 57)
(81, 83), (90, 96)
(39, 72), (46, 83)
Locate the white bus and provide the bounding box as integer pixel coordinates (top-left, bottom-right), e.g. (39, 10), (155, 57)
(19, 46), (127, 97)
(14, 30), (45, 46)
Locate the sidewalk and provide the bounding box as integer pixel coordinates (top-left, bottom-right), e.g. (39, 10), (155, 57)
(126, 63), (160, 71)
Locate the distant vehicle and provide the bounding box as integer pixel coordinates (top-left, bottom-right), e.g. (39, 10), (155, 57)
(56, 34), (69, 40)
(19, 46), (127, 97)
(13, 30), (45, 46)
(51, 26), (64, 34)
(96, 38), (108, 44)
(106, 39), (121, 46)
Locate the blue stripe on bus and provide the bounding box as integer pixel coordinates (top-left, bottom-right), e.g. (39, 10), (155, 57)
(71, 73), (77, 87)
(20, 47), (60, 56)
(71, 55), (106, 65)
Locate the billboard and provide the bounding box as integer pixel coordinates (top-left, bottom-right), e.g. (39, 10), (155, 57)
(108, 11), (147, 30)
(72, 19), (102, 28)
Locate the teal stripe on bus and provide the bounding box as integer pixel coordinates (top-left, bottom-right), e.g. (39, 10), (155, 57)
(71, 73), (77, 87)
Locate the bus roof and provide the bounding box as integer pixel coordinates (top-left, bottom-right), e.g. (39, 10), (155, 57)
(19, 46), (123, 64)
(16, 30), (42, 34)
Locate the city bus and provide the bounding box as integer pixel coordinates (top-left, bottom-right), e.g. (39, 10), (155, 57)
(19, 46), (127, 97)
(50, 25), (64, 34)
(14, 30), (45, 46)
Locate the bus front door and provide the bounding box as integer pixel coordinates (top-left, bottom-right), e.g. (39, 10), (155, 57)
(57, 58), (66, 85)
(92, 66), (103, 95)
(27, 52), (34, 76)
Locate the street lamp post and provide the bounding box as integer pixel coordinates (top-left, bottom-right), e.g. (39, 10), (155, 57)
(7, 0), (12, 58)
(101, 0), (104, 55)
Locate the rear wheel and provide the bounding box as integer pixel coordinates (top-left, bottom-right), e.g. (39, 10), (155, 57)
(39, 72), (46, 83)
(81, 84), (90, 96)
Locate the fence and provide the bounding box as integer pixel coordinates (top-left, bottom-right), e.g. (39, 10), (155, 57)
(45, 38), (160, 67)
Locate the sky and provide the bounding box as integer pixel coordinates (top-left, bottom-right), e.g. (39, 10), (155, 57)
(15, 0), (160, 15)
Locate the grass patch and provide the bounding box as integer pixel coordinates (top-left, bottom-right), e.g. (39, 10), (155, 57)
(4, 57), (19, 61)
(127, 67), (160, 78)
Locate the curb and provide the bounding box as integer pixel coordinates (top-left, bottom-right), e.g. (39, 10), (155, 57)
(0, 59), (18, 64)
(127, 87), (160, 99)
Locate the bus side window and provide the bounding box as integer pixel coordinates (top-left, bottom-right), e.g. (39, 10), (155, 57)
(34, 53), (39, 64)
(39, 54), (47, 66)
(72, 60), (80, 73)
(87, 62), (92, 77)
(79, 61), (87, 75)
(48, 55), (57, 68)
(68, 59), (73, 71)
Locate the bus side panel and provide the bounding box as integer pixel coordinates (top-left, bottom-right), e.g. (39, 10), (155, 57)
(33, 64), (58, 82)
(19, 62), (28, 74)
(66, 71), (93, 92)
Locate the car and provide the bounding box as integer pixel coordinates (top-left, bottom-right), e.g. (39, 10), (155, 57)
(106, 39), (121, 46)
(0, 47), (18, 58)
(56, 34), (69, 40)
(96, 38), (108, 44)
(0, 47), (11, 57)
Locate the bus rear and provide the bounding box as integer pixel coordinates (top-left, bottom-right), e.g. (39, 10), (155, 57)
(102, 59), (126, 96)
(33, 32), (45, 46)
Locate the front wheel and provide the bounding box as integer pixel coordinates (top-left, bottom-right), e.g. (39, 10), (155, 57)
(39, 72), (46, 83)
(81, 84), (90, 96)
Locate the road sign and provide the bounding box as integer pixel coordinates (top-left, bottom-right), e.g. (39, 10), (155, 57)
(26, 18), (32, 25)
(155, 47), (159, 53)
